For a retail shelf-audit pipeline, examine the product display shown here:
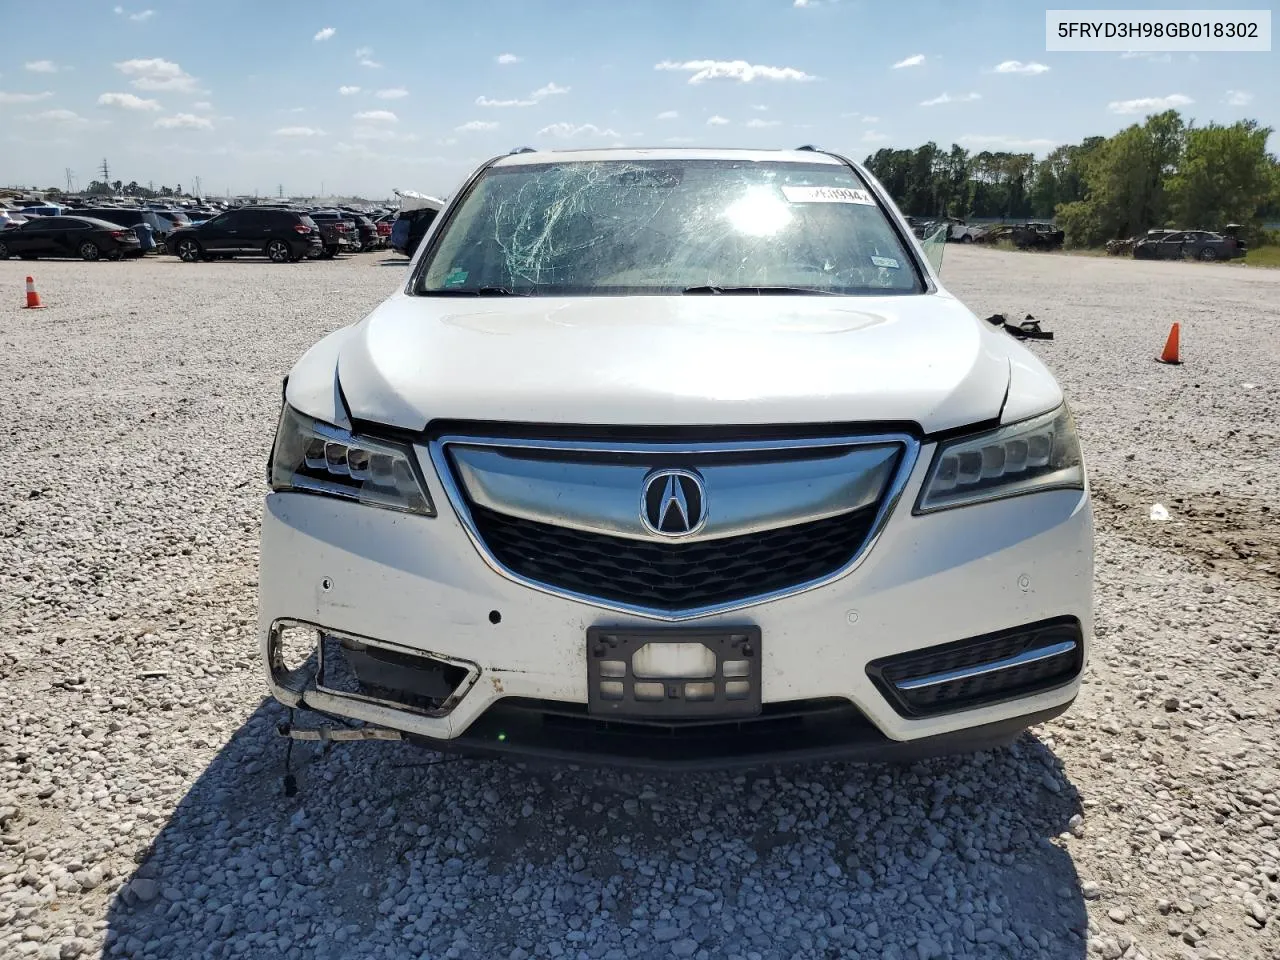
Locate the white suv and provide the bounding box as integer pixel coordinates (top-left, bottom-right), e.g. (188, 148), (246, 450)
(259, 147), (1092, 768)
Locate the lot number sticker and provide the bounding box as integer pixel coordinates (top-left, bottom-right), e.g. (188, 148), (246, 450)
(782, 185), (876, 205)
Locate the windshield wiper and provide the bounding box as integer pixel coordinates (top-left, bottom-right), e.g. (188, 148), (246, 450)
(681, 285), (838, 296)
(425, 286), (531, 297)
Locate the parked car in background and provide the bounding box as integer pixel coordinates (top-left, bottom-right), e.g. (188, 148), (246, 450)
(0, 215), (143, 261)
(1, 210), (28, 230)
(943, 217), (984, 243)
(348, 213), (381, 252)
(1011, 222), (1064, 250)
(79, 207), (173, 249)
(260, 147), (1093, 768)
(165, 207), (321, 263)
(151, 210), (192, 233)
(374, 213), (394, 245)
(1132, 229), (1246, 262)
(308, 209), (356, 257)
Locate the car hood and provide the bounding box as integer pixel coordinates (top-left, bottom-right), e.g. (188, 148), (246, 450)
(331, 291), (1016, 434)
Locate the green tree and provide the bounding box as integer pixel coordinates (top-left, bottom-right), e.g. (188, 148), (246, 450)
(1166, 120), (1275, 229)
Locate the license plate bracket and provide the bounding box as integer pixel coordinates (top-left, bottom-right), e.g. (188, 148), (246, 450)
(586, 626), (762, 719)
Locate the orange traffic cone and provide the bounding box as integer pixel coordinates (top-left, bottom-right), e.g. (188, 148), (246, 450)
(24, 276), (43, 309)
(1156, 322), (1180, 364)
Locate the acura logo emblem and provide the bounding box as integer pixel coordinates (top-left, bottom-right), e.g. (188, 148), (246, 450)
(641, 469), (706, 537)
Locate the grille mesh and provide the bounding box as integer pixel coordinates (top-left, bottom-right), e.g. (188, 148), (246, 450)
(468, 504), (878, 611)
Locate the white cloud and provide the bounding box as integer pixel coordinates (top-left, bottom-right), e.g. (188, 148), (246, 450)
(155, 112), (212, 130)
(113, 5), (123, 11)
(1120, 51), (1172, 62)
(353, 109), (397, 122)
(1107, 93), (1192, 115)
(496, 53), (521, 65)
(862, 114), (881, 123)
(656, 110), (679, 120)
(375, 87), (407, 99)
(959, 134), (1059, 150)
(1225, 89), (1252, 106)
(129, 8), (154, 20)
(22, 108), (87, 125)
(97, 91), (160, 110)
(114, 57), (200, 93)
(476, 80), (569, 108)
(457, 120), (499, 132)
(862, 130), (889, 143)
(920, 92), (981, 106)
(338, 86), (360, 96)
(994, 60), (1050, 75)
(751, 104), (768, 111)
(794, 0), (812, 5)
(355, 48), (382, 68)
(537, 122), (620, 138)
(477, 95), (537, 108)
(530, 81), (569, 98)
(0, 91), (55, 104)
(707, 115), (730, 125)
(892, 54), (925, 68)
(655, 59), (815, 84)
(314, 27), (336, 42)
(192, 100), (213, 111)
(24, 60), (59, 74)
(273, 126), (324, 137)
(746, 118), (779, 128)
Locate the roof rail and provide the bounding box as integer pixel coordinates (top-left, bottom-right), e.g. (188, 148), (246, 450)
(509, 146), (537, 154)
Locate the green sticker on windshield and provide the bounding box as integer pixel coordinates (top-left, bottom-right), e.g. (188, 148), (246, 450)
(870, 256), (900, 269)
(444, 267), (469, 287)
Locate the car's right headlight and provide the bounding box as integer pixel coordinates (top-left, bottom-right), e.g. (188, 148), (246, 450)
(268, 404), (435, 516)
(915, 404), (1084, 513)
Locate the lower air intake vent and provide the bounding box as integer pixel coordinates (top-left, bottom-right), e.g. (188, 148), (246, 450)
(867, 617), (1083, 717)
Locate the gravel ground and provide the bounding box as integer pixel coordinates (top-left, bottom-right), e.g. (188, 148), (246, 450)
(1, 247), (1277, 960)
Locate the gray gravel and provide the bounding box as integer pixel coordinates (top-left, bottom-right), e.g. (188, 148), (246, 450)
(1, 247), (1277, 960)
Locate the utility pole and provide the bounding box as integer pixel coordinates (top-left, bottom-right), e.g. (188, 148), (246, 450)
(194, 175), (202, 197)
(65, 168), (74, 193)
(278, 183), (284, 199)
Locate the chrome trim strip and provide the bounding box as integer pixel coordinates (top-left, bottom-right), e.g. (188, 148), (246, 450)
(894, 640), (1079, 692)
(424, 432), (921, 622)
(448, 441), (900, 543)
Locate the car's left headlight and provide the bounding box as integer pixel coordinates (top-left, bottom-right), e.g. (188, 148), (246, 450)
(915, 404), (1084, 513)
(268, 404), (435, 516)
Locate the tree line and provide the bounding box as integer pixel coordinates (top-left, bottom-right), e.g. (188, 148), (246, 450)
(863, 110), (1279, 246)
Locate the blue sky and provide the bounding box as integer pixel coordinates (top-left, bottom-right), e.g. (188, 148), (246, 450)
(2, 0), (1275, 199)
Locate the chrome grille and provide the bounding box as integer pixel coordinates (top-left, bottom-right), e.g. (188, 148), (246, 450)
(429, 431), (918, 619)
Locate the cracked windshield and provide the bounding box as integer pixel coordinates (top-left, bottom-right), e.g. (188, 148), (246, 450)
(419, 159), (923, 295)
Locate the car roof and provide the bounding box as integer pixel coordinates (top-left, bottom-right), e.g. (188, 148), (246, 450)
(490, 147), (848, 168)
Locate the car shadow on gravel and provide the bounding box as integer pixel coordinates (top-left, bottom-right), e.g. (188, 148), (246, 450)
(104, 699), (1087, 960)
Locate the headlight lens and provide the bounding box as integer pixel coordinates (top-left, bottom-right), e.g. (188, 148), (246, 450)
(269, 405), (435, 516)
(916, 404), (1083, 513)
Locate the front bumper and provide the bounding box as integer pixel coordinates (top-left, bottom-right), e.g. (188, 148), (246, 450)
(258, 443), (1093, 765)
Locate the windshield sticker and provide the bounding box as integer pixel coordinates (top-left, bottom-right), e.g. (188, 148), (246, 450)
(782, 185), (875, 206)
(870, 255), (900, 269)
(443, 267), (469, 287)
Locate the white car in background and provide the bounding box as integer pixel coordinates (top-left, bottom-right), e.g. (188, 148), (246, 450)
(259, 147), (1092, 769)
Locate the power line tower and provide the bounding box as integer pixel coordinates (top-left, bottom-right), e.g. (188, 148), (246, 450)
(194, 175), (202, 198)
(65, 168), (74, 193)
(277, 183), (284, 199)
(99, 158), (110, 184)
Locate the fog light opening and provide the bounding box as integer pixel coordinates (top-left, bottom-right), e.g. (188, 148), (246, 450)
(270, 621), (320, 694)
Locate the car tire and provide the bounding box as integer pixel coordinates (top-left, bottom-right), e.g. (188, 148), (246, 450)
(960, 234), (972, 243)
(0, 240), (8, 259)
(321, 246), (337, 260)
(175, 238), (203, 262)
(266, 239), (292, 263)
(1198, 247), (1218, 262)
(79, 241), (101, 261)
